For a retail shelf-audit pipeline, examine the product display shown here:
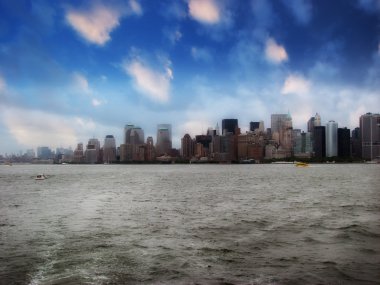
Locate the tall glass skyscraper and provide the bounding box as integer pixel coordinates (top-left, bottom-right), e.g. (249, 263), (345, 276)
(360, 113), (380, 160)
(326, 120), (338, 157)
(156, 124), (172, 155)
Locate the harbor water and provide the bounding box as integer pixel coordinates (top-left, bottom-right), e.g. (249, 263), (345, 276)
(0, 164), (379, 284)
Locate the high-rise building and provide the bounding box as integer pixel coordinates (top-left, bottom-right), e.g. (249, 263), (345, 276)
(37, 146), (53, 160)
(338, 128), (351, 158)
(250, 121), (264, 132)
(181, 134), (194, 159)
(85, 138), (100, 163)
(125, 124), (144, 145)
(313, 126), (326, 158)
(271, 113), (293, 154)
(360, 113), (380, 160)
(351, 127), (361, 158)
(156, 124), (172, 155)
(314, 113), (321, 127)
(103, 135), (116, 163)
(222, 119), (238, 135)
(73, 143), (84, 163)
(326, 120), (338, 157)
(307, 117), (315, 133)
(145, 136), (156, 161)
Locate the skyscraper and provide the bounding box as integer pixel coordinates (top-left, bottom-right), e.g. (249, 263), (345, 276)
(314, 113), (321, 127)
(337, 128), (350, 158)
(222, 119), (238, 135)
(103, 135), (116, 163)
(125, 124), (144, 145)
(271, 113), (293, 153)
(85, 138), (100, 163)
(156, 124), (172, 155)
(360, 113), (380, 160)
(181, 134), (194, 159)
(250, 121), (264, 132)
(313, 126), (326, 158)
(326, 120), (338, 157)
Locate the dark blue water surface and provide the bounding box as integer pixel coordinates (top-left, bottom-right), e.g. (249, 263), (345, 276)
(1, 164), (379, 285)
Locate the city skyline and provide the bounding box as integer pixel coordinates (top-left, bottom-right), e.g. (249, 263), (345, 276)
(0, 0), (379, 153)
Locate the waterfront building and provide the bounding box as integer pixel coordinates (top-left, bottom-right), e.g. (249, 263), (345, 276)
(360, 113), (380, 161)
(313, 126), (326, 158)
(222, 119), (238, 135)
(237, 132), (265, 161)
(351, 127), (361, 158)
(250, 121), (264, 132)
(326, 120), (338, 157)
(145, 136), (156, 161)
(73, 143), (84, 163)
(26, 149), (36, 158)
(37, 146), (53, 160)
(85, 138), (100, 163)
(125, 124), (144, 145)
(271, 113), (293, 156)
(181, 134), (194, 159)
(294, 131), (312, 158)
(103, 135), (116, 163)
(337, 128), (351, 158)
(156, 124), (172, 155)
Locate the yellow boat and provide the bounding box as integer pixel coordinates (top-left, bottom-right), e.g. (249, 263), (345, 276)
(295, 161), (309, 167)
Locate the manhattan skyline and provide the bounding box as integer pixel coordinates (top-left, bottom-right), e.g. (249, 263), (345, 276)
(0, 0), (379, 153)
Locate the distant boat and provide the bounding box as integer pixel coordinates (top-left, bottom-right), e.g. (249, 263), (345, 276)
(35, 174), (47, 180)
(295, 161), (309, 167)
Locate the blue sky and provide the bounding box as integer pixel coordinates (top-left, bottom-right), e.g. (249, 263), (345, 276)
(0, 0), (379, 153)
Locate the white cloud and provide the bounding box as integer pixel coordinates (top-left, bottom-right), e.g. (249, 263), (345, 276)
(91, 98), (103, 107)
(265, 38), (288, 64)
(281, 74), (311, 96)
(123, 58), (172, 102)
(73, 72), (91, 94)
(191, 47), (212, 62)
(65, 2), (138, 46)
(188, 0), (220, 24)
(1, 108), (78, 149)
(129, 0), (143, 15)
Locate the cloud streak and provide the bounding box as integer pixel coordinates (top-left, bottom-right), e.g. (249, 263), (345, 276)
(123, 57), (173, 102)
(281, 74), (311, 96)
(65, 1), (142, 46)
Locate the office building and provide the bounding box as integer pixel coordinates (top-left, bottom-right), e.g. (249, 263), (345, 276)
(222, 119), (238, 135)
(145, 136), (156, 161)
(85, 138), (100, 163)
(313, 126), (326, 158)
(156, 124), (172, 155)
(103, 135), (117, 163)
(360, 113), (380, 160)
(337, 128), (350, 158)
(125, 124), (144, 145)
(271, 113), (293, 154)
(326, 120), (338, 157)
(249, 121), (264, 132)
(37, 146), (53, 160)
(351, 127), (361, 158)
(181, 134), (194, 159)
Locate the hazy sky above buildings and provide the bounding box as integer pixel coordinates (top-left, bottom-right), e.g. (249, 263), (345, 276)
(0, 0), (379, 153)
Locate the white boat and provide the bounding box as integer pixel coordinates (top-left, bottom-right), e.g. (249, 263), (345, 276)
(35, 174), (47, 180)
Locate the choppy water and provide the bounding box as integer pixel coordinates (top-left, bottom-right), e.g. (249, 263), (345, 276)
(0, 164), (379, 285)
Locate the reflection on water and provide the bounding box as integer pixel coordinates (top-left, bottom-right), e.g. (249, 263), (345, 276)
(1, 164), (380, 284)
